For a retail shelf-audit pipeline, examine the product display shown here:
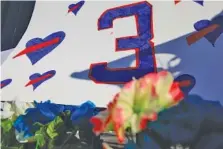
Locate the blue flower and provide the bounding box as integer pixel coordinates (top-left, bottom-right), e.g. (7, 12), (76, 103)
(13, 100), (65, 137)
(63, 104), (78, 112)
(13, 116), (33, 138)
(70, 101), (96, 124)
(13, 100), (98, 139)
(32, 100), (65, 121)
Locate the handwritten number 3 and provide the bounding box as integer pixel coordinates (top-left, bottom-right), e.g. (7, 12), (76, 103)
(89, 1), (157, 84)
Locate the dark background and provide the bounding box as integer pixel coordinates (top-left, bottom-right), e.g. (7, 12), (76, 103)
(1, 1), (36, 51)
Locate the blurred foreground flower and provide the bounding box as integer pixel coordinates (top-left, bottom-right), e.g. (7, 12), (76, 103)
(91, 71), (184, 144)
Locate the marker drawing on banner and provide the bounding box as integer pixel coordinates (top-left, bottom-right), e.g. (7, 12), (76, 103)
(187, 14), (223, 46)
(174, 0), (204, 6)
(68, 1), (85, 15)
(174, 74), (196, 96)
(1, 79), (12, 89)
(25, 70), (56, 90)
(13, 31), (65, 65)
(89, 1), (156, 84)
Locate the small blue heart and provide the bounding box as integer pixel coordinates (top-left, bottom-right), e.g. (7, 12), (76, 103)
(29, 70), (56, 90)
(1, 79), (12, 89)
(193, 18), (223, 46)
(68, 1), (85, 15)
(26, 31), (65, 65)
(174, 74), (196, 96)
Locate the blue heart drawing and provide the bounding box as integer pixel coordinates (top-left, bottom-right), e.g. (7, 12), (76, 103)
(174, 74), (196, 96)
(26, 31), (65, 65)
(68, 1), (85, 15)
(1, 79), (12, 89)
(28, 70), (56, 90)
(194, 16), (223, 46)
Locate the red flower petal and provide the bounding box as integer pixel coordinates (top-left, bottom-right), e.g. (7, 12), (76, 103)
(169, 82), (184, 102)
(143, 72), (161, 86)
(113, 107), (124, 125)
(140, 117), (148, 130)
(144, 73), (158, 82)
(151, 85), (157, 97)
(140, 113), (158, 130)
(148, 113), (158, 121)
(108, 94), (118, 111)
(104, 115), (112, 126)
(123, 80), (134, 90)
(90, 117), (104, 134)
(158, 71), (168, 77)
(114, 123), (125, 144)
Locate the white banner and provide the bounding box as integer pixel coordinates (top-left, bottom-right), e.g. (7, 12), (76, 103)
(1, 1), (223, 107)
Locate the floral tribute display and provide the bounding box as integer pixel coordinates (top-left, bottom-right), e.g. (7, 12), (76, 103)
(90, 71), (184, 148)
(1, 100), (100, 149)
(1, 71), (223, 149)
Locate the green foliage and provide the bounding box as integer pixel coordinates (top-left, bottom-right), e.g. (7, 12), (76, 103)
(1, 119), (13, 133)
(34, 127), (46, 149)
(1, 110), (93, 149)
(32, 111), (78, 149)
(1, 119), (24, 149)
(46, 116), (64, 139)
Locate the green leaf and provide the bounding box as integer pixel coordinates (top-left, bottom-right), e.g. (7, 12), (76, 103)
(33, 122), (45, 127)
(1, 125), (22, 147)
(1, 119), (13, 133)
(46, 116), (64, 139)
(34, 128), (46, 149)
(64, 110), (71, 116)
